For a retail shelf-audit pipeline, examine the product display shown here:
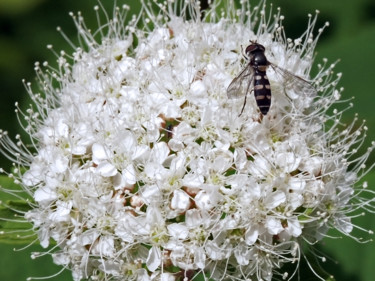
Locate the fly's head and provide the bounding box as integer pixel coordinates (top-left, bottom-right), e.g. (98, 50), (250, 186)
(245, 42), (266, 58)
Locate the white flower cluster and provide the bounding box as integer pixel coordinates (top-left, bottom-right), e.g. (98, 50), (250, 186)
(1, 1), (374, 280)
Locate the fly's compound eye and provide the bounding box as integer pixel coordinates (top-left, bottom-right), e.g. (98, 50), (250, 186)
(245, 43), (265, 55)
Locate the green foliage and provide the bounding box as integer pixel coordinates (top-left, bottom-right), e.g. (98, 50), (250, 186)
(0, 0), (45, 14)
(322, 170), (375, 281)
(0, 175), (35, 244)
(0, 200), (35, 244)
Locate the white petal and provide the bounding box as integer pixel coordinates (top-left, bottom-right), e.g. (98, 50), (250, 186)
(171, 189), (191, 212)
(234, 242), (251, 265)
(167, 223), (189, 240)
(124, 213), (149, 236)
(92, 143), (110, 163)
(299, 156), (323, 176)
(122, 132), (136, 151)
(38, 227), (50, 248)
(288, 193), (304, 209)
(185, 209), (205, 228)
(140, 185), (162, 203)
(244, 225), (259, 245)
(34, 187), (57, 203)
(190, 80), (206, 97)
(92, 236), (115, 256)
(22, 167), (42, 186)
(114, 220), (135, 243)
(336, 215), (353, 234)
(276, 152), (300, 173)
(97, 161), (117, 177)
(80, 229), (100, 245)
(56, 119), (69, 138)
(194, 247), (206, 269)
(146, 205), (164, 227)
(288, 177), (306, 191)
(264, 190), (286, 209)
(161, 273), (175, 281)
(48, 201), (72, 222)
(146, 246), (161, 272)
(234, 148), (247, 170)
(122, 164), (137, 185)
(152, 142), (170, 164)
(52, 252), (70, 266)
(211, 152), (233, 173)
(168, 139), (185, 152)
(136, 268), (151, 281)
(132, 144), (150, 161)
(249, 156), (271, 178)
(205, 240), (232, 260)
(287, 217), (302, 237)
(195, 190), (215, 210)
(71, 145), (86, 155)
(51, 154), (69, 173)
(265, 217), (283, 235)
(182, 173), (204, 188)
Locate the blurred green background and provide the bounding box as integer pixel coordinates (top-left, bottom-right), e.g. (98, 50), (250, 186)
(0, 0), (374, 280)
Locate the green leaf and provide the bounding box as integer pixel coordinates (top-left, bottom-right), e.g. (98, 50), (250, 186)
(0, 0), (46, 15)
(0, 175), (36, 244)
(322, 170), (375, 281)
(0, 200), (36, 244)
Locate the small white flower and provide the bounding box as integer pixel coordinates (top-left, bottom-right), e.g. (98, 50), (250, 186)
(1, 1), (375, 281)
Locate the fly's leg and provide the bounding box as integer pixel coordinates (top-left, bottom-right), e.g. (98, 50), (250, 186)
(239, 95), (247, 116)
(238, 72), (254, 117)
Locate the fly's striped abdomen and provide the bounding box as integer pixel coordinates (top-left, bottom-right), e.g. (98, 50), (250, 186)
(253, 71), (271, 115)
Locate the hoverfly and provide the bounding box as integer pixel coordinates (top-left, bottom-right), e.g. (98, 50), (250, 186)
(227, 41), (316, 116)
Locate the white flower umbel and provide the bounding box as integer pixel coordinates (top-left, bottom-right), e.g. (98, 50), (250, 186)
(1, 0), (375, 280)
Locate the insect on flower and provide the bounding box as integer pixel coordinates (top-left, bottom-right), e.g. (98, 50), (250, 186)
(227, 41), (317, 116)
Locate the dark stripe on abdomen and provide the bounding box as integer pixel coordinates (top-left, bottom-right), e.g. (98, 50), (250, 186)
(254, 70), (271, 115)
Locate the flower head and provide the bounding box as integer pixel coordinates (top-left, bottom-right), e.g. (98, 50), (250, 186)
(1, 0), (374, 280)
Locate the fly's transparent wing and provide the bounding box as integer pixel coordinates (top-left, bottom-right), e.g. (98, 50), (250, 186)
(227, 64), (254, 99)
(270, 64), (317, 99)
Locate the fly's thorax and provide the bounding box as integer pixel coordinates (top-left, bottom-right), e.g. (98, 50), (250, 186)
(251, 51), (268, 67)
